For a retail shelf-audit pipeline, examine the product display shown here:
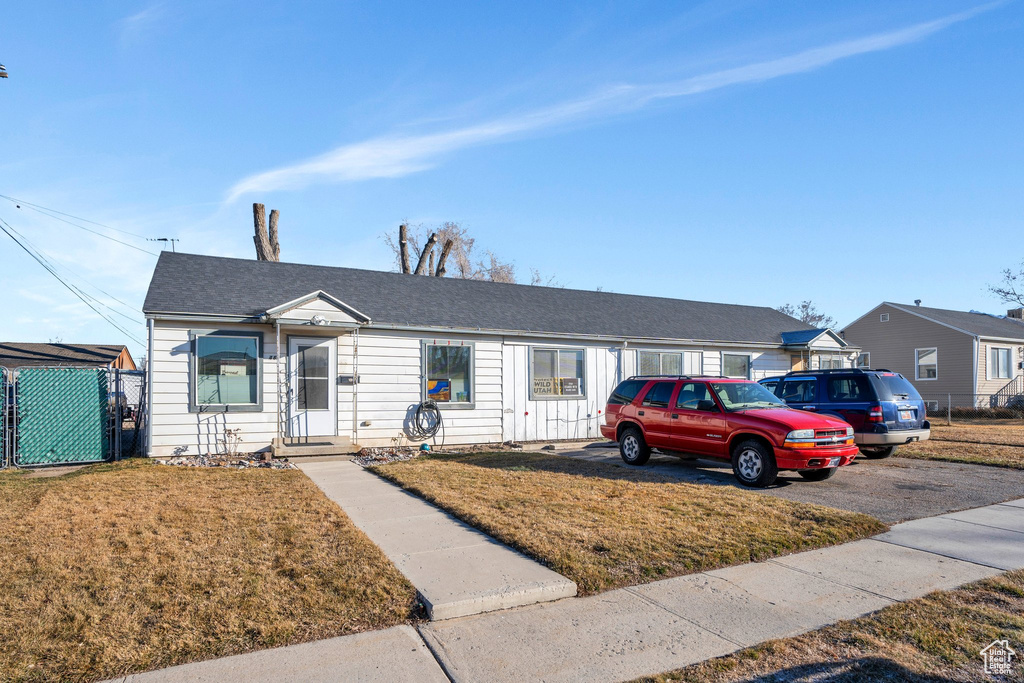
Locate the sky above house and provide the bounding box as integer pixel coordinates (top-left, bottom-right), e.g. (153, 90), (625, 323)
(1, 1), (1022, 358)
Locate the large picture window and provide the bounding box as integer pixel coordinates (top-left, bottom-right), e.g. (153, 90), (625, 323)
(721, 353), (751, 379)
(193, 333), (261, 410)
(531, 348), (584, 398)
(425, 342), (473, 404)
(915, 347), (938, 380)
(638, 351), (682, 376)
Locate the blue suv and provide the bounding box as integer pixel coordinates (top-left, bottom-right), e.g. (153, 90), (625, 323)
(759, 369), (930, 458)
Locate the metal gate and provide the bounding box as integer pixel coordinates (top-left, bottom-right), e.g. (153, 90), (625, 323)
(1, 368), (8, 469)
(13, 367), (114, 467)
(113, 370), (147, 459)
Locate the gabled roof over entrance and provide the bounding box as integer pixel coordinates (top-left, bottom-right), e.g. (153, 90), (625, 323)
(263, 290), (371, 326)
(780, 328), (850, 348)
(143, 252), (818, 345)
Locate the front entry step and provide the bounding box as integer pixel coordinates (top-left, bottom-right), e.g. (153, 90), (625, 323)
(272, 436), (359, 458)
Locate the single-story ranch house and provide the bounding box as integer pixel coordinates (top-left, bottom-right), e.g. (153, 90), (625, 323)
(143, 252), (860, 456)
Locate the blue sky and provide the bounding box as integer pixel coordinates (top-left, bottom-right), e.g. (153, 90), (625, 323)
(2, 1), (1022, 358)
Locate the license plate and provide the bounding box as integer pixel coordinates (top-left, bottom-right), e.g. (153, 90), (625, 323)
(899, 410), (914, 421)
(828, 457), (841, 467)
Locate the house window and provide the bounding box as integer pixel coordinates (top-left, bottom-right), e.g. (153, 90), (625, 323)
(880, 313), (889, 322)
(425, 342), (473, 404)
(531, 348), (585, 398)
(192, 332), (261, 410)
(856, 352), (870, 369)
(991, 347), (1012, 380)
(915, 348), (938, 380)
(638, 351), (682, 376)
(817, 354), (844, 370)
(722, 353), (751, 379)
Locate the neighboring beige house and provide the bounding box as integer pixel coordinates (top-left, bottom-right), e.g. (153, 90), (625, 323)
(842, 302), (1024, 401)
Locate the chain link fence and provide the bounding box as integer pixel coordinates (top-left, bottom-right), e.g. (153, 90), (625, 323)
(2, 367), (147, 468)
(922, 393), (1024, 424)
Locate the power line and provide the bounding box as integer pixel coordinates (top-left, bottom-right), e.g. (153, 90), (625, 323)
(0, 193), (150, 239)
(0, 216), (146, 346)
(6, 200), (159, 256)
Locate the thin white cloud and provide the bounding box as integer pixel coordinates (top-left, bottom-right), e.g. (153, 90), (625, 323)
(117, 3), (166, 46)
(226, 4), (997, 202)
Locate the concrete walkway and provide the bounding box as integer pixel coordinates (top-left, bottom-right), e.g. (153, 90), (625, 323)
(298, 460), (577, 620)
(115, 497), (1024, 682)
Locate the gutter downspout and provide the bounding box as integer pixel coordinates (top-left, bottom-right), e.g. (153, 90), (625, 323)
(146, 319), (154, 457)
(352, 327), (360, 445)
(275, 320), (283, 448)
(973, 336), (979, 396)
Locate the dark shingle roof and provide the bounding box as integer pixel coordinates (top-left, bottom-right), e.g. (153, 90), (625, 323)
(780, 329), (828, 345)
(0, 343), (128, 369)
(143, 252), (814, 344)
(886, 302), (1024, 340)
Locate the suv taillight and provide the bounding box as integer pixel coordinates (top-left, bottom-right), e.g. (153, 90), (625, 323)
(867, 405), (884, 423)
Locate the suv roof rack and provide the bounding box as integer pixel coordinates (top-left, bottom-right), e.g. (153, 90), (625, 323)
(782, 368), (894, 378)
(627, 375), (693, 380)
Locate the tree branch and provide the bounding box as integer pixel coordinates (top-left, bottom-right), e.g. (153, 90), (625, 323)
(435, 239), (454, 277)
(268, 209), (281, 261)
(399, 224), (411, 274)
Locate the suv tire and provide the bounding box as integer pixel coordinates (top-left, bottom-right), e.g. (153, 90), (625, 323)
(618, 427), (651, 466)
(731, 439), (778, 487)
(798, 467), (838, 481)
(861, 445), (896, 459)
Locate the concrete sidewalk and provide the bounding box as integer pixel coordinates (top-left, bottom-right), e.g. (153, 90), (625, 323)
(298, 460), (577, 620)
(420, 498), (1024, 681)
(113, 497), (1024, 682)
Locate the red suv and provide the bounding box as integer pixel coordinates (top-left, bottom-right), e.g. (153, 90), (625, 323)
(600, 376), (859, 487)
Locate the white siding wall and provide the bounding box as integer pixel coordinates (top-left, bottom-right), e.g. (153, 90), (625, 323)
(150, 321), (281, 456)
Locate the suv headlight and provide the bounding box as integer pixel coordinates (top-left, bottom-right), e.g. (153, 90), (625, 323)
(787, 429), (814, 439)
(846, 426), (855, 436)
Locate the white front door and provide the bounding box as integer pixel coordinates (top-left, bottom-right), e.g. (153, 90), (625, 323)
(288, 337), (337, 438)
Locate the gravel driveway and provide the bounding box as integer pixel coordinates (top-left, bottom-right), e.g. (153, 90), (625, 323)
(561, 443), (1024, 523)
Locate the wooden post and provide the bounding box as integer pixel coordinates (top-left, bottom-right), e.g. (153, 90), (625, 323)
(399, 224), (411, 274)
(413, 233), (438, 275)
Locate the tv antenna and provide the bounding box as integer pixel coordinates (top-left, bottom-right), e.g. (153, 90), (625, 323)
(148, 237), (180, 252)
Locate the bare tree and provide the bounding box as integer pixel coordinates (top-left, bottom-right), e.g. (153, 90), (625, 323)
(777, 301), (837, 328)
(253, 203), (281, 261)
(384, 222), (531, 284)
(989, 261), (1024, 307)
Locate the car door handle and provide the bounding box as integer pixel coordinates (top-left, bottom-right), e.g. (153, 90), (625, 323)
(670, 414), (679, 419)
(802, 406), (816, 410)
(638, 410), (645, 416)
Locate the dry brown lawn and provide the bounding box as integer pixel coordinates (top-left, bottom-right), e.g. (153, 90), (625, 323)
(899, 439), (1024, 470)
(0, 460), (417, 683)
(636, 569), (1024, 682)
(931, 423), (1024, 447)
(373, 452), (885, 595)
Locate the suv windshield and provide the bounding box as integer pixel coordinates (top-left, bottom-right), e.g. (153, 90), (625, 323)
(869, 373), (922, 401)
(710, 382), (786, 411)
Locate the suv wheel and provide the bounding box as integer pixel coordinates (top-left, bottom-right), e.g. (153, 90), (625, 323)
(618, 427), (650, 466)
(798, 467), (838, 481)
(861, 445), (896, 459)
(731, 439), (778, 488)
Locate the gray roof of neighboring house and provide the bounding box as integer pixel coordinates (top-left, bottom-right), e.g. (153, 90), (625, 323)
(0, 343), (128, 369)
(885, 302), (1024, 340)
(143, 252), (816, 344)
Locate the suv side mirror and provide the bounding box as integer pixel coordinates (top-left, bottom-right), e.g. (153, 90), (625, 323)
(697, 399), (718, 412)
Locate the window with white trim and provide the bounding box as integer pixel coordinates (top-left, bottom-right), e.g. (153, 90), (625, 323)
(990, 347), (1012, 380)
(880, 313), (889, 322)
(915, 347), (938, 380)
(817, 353), (844, 370)
(192, 332), (262, 410)
(856, 352), (870, 369)
(638, 350), (682, 376)
(531, 348), (584, 398)
(721, 353), (751, 379)
(425, 342), (473, 404)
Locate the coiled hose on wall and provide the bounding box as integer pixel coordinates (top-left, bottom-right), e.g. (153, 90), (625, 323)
(410, 399), (444, 447)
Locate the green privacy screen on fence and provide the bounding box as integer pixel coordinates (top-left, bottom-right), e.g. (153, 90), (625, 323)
(16, 367), (111, 465)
